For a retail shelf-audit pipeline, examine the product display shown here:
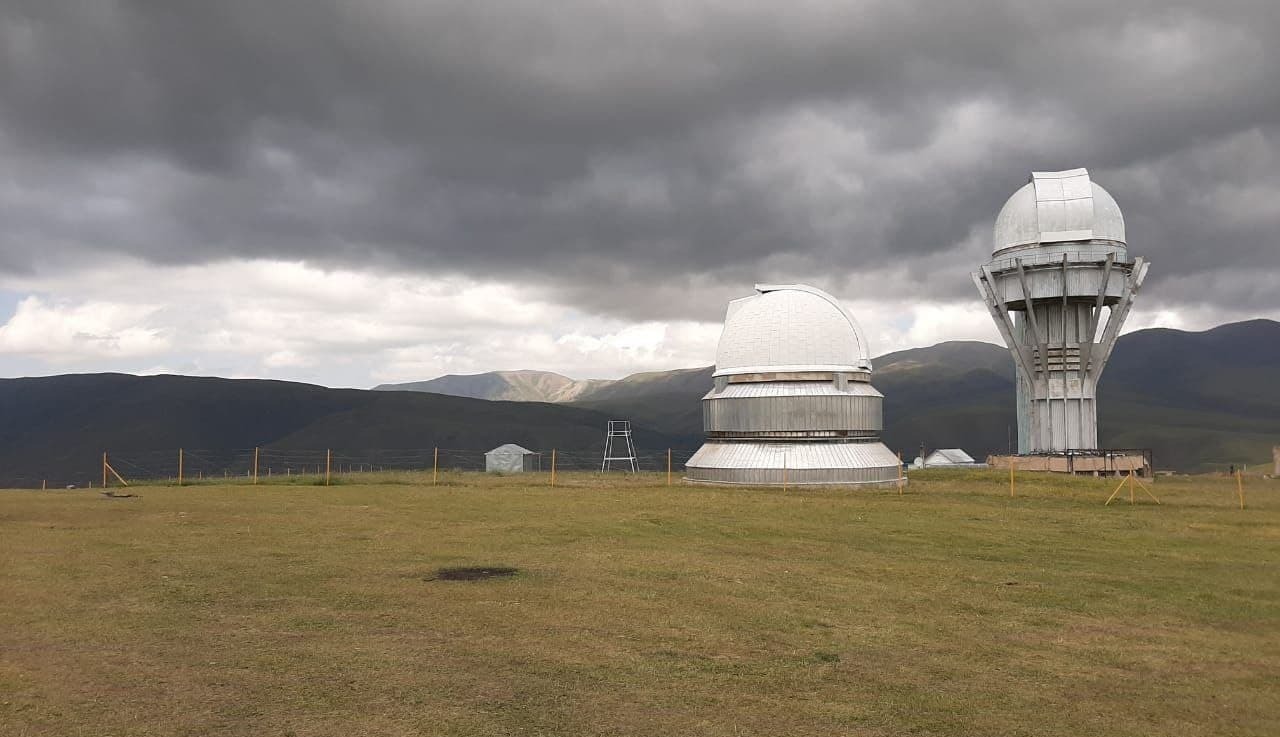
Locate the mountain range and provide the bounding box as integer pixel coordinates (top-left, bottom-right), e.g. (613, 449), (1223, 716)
(379, 320), (1280, 473)
(375, 339), (1020, 405)
(376, 371), (611, 403)
(0, 320), (1276, 486)
(375, 365), (716, 404)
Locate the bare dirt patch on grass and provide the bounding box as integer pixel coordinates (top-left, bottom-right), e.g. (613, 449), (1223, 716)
(428, 565), (520, 581)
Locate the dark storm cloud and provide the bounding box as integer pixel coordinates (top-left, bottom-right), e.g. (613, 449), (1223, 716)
(2, 0), (1279, 319)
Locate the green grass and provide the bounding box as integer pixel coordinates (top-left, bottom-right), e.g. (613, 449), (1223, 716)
(2, 471), (1278, 736)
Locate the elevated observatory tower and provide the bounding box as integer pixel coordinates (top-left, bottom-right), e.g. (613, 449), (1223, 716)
(973, 169), (1150, 454)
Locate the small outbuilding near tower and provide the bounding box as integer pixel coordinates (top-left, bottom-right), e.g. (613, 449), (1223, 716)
(915, 449), (983, 469)
(485, 444), (539, 473)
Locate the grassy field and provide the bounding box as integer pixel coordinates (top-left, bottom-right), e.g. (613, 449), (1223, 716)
(2, 470), (1278, 736)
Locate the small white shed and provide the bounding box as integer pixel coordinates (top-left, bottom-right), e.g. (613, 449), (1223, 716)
(915, 448), (983, 469)
(485, 444), (539, 473)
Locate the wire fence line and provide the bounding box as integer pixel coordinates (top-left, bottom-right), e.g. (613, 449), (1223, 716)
(9, 447), (705, 490)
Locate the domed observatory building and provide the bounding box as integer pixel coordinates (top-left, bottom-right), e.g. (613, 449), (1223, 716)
(685, 284), (901, 487)
(973, 169), (1150, 455)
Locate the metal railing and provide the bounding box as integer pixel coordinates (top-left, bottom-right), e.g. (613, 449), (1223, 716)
(986, 249), (1132, 273)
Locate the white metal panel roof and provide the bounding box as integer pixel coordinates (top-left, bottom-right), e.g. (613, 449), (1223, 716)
(993, 169), (1125, 253)
(713, 285), (872, 377)
(704, 381), (882, 400)
(1034, 169), (1095, 243)
(486, 443), (535, 456)
(686, 441), (899, 470)
(926, 448), (976, 464)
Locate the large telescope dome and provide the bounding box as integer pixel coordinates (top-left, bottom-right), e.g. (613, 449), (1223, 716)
(714, 284), (872, 377)
(686, 283), (900, 488)
(993, 168), (1126, 256)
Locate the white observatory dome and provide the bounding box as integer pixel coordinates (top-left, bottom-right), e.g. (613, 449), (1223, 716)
(993, 168), (1125, 254)
(713, 284), (871, 377)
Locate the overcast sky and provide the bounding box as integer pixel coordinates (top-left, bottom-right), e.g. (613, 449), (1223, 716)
(1, 1), (1278, 387)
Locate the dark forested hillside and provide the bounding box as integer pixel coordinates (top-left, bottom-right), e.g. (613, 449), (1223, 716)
(0, 374), (683, 487)
(570, 322), (1280, 471)
(2, 320), (1277, 486)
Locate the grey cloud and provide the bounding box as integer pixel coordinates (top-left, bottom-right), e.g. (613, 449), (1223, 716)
(2, 0), (1279, 320)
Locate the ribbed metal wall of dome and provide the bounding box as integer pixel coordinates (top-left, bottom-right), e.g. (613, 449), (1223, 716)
(703, 381), (883, 435)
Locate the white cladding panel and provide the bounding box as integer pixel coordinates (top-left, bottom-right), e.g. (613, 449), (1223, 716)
(685, 441), (901, 486)
(703, 391), (883, 433)
(993, 170), (1126, 253)
(1034, 168), (1095, 242)
(993, 183), (1040, 252)
(704, 381), (882, 399)
(1091, 184), (1125, 243)
(688, 440), (899, 469)
(714, 285), (870, 377)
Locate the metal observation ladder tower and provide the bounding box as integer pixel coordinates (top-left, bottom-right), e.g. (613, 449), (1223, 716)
(601, 420), (638, 472)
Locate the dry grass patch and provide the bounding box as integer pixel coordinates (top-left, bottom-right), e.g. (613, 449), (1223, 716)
(2, 471), (1278, 736)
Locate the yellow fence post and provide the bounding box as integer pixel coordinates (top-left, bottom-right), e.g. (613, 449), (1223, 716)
(102, 460), (130, 488)
(178, 448), (184, 487)
(326, 449), (332, 486)
(1237, 469), (1245, 510)
(253, 447), (260, 485)
(433, 447), (438, 485)
(1105, 472), (1127, 506)
(667, 448), (672, 486)
(551, 449), (557, 487)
